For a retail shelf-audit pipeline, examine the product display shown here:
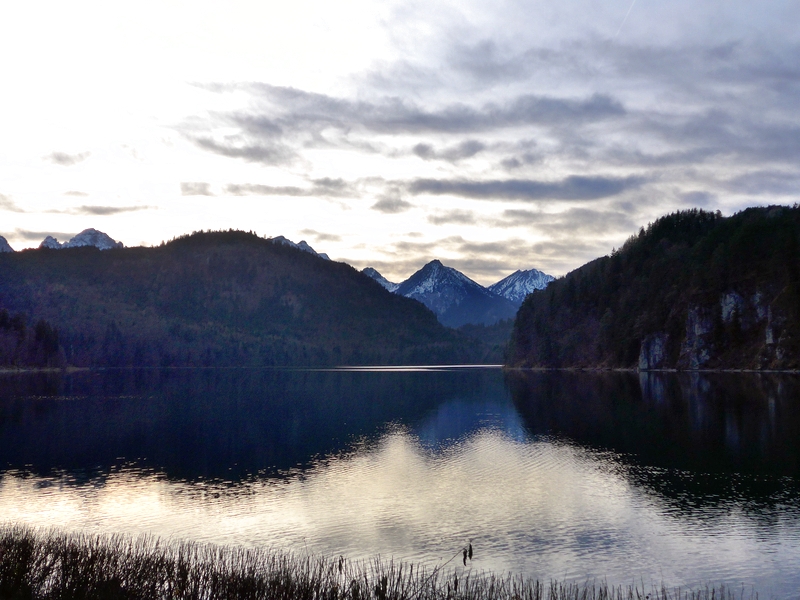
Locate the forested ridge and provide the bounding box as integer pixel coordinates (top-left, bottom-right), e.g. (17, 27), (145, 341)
(508, 205), (800, 370)
(0, 230), (478, 368)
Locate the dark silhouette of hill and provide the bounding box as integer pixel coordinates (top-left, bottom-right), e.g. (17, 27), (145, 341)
(0, 230), (477, 367)
(508, 206), (800, 370)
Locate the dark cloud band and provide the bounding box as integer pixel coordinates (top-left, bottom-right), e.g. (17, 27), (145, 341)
(408, 175), (645, 201)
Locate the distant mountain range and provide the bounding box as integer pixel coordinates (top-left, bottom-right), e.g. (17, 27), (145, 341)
(40, 228), (124, 250)
(363, 262), (553, 327)
(0, 230), (331, 258)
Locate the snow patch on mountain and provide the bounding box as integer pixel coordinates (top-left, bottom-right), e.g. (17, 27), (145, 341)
(271, 236), (330, 260)
(362, 267), (399, 292)
(489, 269), (555, 306)
(39, 236), (62, 249)
(0, 236), (13, 252)
(39, 229), (123, 250)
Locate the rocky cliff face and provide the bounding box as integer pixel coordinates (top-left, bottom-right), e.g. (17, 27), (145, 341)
(637, 289), (792, 370)
(509, 206), (800, 371)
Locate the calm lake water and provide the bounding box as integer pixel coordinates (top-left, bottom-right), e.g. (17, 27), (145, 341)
(1, 367), (799, 598)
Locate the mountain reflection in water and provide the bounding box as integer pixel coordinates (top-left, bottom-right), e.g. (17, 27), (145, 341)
(1, 367), (799, 597)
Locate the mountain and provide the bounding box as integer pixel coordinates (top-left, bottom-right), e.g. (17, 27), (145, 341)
(489, 268), (554, 306)
(0, 236), (12, 253)
(362, 267), (400, 292)
(0, 230), (477, 368)
(271, 235), (329, 260)
(508, 206), (800, 370)
(38, 228), (123, 250)
(395, 259), (518, 328)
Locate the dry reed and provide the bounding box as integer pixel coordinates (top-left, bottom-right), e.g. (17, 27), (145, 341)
(0, 525), (757, 600)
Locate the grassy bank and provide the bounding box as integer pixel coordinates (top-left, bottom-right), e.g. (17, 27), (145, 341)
(0, 526), (757, 600)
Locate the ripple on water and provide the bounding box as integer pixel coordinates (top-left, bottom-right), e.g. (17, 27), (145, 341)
(2, 418), (800, 597)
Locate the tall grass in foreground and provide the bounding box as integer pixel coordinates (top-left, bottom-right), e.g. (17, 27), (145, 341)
(0, 525), (757, 600)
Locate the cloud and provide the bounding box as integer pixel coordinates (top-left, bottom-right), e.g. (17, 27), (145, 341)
(64, 190), (89, 197)
(408, 175), (645, 201)
(69, 205), (155, 216)
(500, 152), (541, 170)
(413, 139), (486, 162)
(45, 151), (90, 166)
(310, 178), (355, 197)
(723, 171), (800, 196)
(0, 193), (25, 213)
(680, 191), (716, 206)
(299, 229), (341, 242)
(188, 84), (626, 168)
(12, 228), (75, 242)
(193, 137), (295, 166)
(226, 183), (307, 196)
(225, 178), (355, 198)
(427, 210), (476, 225)
(371, 197), (412, 214)
(496, 207), (639, 236)
(354, 91), (625, 133)
(181, 182), (214, 196)
(45, 205), (155, 216)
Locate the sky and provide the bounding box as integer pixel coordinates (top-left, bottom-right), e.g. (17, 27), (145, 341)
(1, 1), (799, 285)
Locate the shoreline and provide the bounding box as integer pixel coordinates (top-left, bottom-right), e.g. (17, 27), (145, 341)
(503, 365), (800, 374)
(3, 364), (800, 375)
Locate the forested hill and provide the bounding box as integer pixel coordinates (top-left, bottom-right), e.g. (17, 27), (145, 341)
(0, 231), (477, 367)
(508, 206), (800, 370)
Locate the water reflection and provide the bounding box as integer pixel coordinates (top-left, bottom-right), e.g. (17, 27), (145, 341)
(507, 370), (800, 473)
(0, 367), (499, 480)
(1, 368), (799, 598)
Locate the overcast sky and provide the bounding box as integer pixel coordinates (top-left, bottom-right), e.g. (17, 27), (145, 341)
(1, 1), (799, 284)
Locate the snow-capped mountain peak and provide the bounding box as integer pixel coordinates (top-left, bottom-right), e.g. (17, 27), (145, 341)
(362, 267), (399, 292)
(488, 268), (554, 306)
(395, 259), (518, 327)
(271, 236), (330, 260)
(399, 259), (476, 298)
(64, 229), (123, 250)
(38, 229), (123, 250)
(39, 236), (62, 249)
(0, 235), (14, 253)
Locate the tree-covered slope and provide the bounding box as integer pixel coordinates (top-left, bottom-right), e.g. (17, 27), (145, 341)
(0, 230), (476, 367)
(508, 206), (800, 370)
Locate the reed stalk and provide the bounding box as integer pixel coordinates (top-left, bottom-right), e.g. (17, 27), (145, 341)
(0, 525), (757, 600)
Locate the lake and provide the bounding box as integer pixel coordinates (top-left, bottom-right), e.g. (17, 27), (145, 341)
(1, 367), (799, 598)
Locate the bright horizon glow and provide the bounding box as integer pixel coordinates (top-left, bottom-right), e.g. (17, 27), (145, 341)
(2, 1), (799, 284)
